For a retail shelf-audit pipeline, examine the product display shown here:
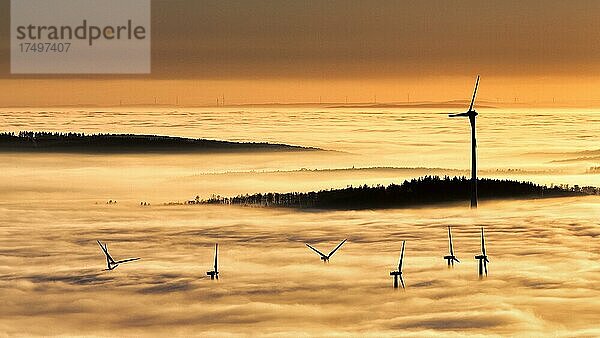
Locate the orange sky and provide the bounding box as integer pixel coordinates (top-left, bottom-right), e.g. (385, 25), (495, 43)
(1, 1), (600, 106)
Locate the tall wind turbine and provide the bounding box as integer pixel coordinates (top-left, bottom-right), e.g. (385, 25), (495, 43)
(206, 243), (219, 280)
(389, 241), (405, 289)
(474, 228), (489, 278)
(443, 226), (460, 267)
(449, 76), (480, 208)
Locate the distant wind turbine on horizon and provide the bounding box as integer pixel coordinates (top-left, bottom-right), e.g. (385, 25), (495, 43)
(443, 226), (460, 267)
(305, 239), (347, 263)
(449, 75), (480, 208)
(390, 241), (406, 289)
(97, 240), (140, 271)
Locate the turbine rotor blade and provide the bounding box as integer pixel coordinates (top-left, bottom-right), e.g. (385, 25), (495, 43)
(214, 243), (218, 272)
(449, 112), (470, 117)
(97, 240), (115, 263)
(400, 276), (405, 289)
(328, 239), (347, 258)
(469, 75), (480, 111)
(398, 241), (405, 271)
(97, 240), (108, 256)
(481, 228), (486, 256)
(114, 257), (140, 264)
(448, 226), (454, 255)
(305, 243), (327, 258)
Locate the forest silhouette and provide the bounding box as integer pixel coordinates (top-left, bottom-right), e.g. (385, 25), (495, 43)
(0, 132), (320, 153)
(198, 176), (597, 210)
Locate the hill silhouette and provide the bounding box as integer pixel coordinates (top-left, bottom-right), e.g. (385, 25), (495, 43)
(198, 176), (597, 210)
(0, 132), (322, 153)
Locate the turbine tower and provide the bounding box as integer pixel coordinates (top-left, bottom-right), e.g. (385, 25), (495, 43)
(449, 76), (480, 208)
(389, 241), (405, 289)
(443, 226), (460, 267)
(474, 228), (489, 278)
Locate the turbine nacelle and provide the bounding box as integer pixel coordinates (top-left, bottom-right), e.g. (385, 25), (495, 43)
(389, 271), (404, 289)
(106, 264), (119, 271)
(448, 111), (478, 118)
(474, 254), (489, 263)
(475, 255), (489, 277)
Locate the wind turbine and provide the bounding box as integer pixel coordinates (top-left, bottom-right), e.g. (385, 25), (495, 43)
(97, 240), (140, 271)
(443, 226), (460, 267)
(206, 243), (219, 280)
(474, 228), (489, 278)
(305, 239), (347, 263)
(390, 241), (406, 289)
(449, 75), (480, 208)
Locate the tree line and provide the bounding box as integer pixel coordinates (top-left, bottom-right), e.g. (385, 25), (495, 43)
(198, 176), (597, 209)
(0, 131), (316, 152)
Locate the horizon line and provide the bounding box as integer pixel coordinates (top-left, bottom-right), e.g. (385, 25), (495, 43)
(2, 99), (600, 109)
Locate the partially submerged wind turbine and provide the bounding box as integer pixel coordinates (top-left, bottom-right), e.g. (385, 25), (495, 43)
(97, 240), (140, 271)
(305, 239), (347, 263)
(443, 226), (460, 267)
(390, 241), (406, 289)
(449, 75), (480, 208)
(474, 228), (489, 277)
(206, 243), (219, 280)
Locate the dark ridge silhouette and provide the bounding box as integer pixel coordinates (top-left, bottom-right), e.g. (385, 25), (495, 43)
(587, 166), (600, 174)
(552, 155), (600, 164)
(0, 131), (322, 153)
(328, 101), (496, 109)
(190, 166), (562, 177)
(195, 176), (596, 210)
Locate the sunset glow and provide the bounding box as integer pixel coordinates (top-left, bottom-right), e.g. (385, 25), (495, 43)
(0, 1), (599, 337)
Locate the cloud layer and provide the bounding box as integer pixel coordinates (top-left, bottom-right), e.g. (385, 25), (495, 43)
(0, 197), (599, 336)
